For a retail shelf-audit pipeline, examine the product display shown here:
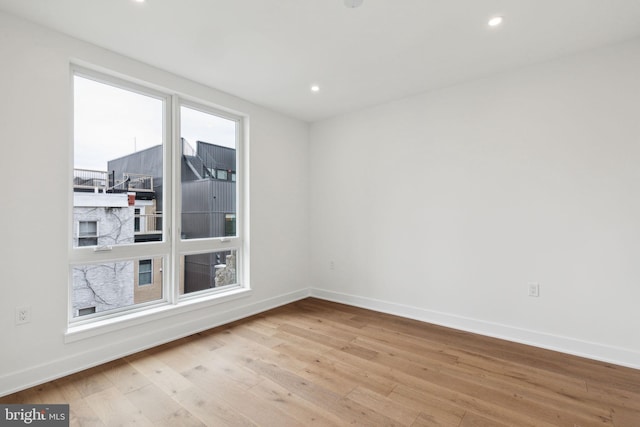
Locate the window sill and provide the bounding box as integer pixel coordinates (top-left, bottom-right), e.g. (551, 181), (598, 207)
(64, 287), (252, 343)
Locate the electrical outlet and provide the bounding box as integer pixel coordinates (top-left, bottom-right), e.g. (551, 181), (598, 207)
(528, 283), (540, 298)
(15, 306), (31, 325)
(329, 260), (335, 270)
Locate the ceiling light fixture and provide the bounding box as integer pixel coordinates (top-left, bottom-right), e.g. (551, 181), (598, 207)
(488, 16), (504, 27)
(344, 0), (364, 8)
(311, 85), (320, 93)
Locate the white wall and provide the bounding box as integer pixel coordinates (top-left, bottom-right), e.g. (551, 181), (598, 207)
(310, 38), (640, 368)
(0, 11), (309, 396)
(3, 9), (639, 398)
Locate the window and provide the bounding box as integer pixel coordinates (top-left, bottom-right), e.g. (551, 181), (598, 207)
(134, 208), (141, 232)
(70, 66), (246, 326)
(179, 104), (241, 296)
(78, 221), (98, 247)
(216, 169), (228, 180)
(78, 307), (96, 316)
(225, 214), (236, 237)
(138, 259), (152, 285)
(182, 250), (237, 294)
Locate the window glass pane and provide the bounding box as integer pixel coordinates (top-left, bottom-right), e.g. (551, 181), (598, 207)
(225, 214), (236, 237)
(79, 221), (97, 237)
(77, 237), (98, 247)
(138, 259), (153, 285)
(71, 257), (163, 318)
(180, 250), (237, 295)
(78, 307), (96, 316)
(180, 106), (236, 239)
(134, 209), (141, 232)
(73, 76), (164, 248)
(77, 220), (98, 246)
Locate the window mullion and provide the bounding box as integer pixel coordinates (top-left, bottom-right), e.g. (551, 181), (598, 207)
(169, 94), (181, 305)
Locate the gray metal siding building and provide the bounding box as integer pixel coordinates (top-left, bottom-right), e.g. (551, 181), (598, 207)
(107, 140), (236, 293)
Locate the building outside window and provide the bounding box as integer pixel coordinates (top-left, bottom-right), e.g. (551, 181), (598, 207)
(134, 208), (140, 232)
(77, 221), (98, 247)
(138, 259), (152, 285)
(78, 307), (96, 316)
(225, 214), (236, 237)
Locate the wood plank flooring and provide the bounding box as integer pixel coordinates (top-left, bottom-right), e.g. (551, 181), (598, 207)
(2, 298), (639, 426)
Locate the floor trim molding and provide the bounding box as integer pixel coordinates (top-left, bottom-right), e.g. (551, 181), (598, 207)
(4, 286), (638, 398)
(0, 289), (310, 397)
(310, 288), (640, 370)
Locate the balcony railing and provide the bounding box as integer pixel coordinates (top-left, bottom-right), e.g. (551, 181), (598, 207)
(116, 173), (154, 193)
(73, 169), (108, 190)
(73, 169), (154, 193)
(134, 212), (162, 235)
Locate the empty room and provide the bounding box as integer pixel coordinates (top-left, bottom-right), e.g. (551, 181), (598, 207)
(1, 1), (639, 425)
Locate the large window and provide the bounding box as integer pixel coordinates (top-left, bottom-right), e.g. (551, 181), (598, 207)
(70, 67), (245, 326)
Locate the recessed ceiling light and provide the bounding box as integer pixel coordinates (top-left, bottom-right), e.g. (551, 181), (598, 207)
(344, 0), (364, 8)
(133, 0), (145, 3)
(311, 85), (320, 93)
(488, 16), (504, 27)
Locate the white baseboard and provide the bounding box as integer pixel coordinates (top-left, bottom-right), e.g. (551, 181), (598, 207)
(4, 286), (637, 398)
(0, 288), (310, 397)
(309, 288), (640, 370)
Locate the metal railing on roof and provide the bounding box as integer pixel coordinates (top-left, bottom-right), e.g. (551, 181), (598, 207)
(118, 173), (154, 192)
(73, 169), (154, 193)
(73, 169), (108, 190)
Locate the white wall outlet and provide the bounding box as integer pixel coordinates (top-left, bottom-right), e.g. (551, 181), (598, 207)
(528, 283), (540, 298)
(15, 306), (31, 325)
(329, 260), (335, 270)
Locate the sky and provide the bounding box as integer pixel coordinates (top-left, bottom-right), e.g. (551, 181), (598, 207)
(74, 75), (236, 171)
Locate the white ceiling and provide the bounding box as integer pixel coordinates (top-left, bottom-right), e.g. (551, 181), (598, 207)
(2, 1), (640, 122)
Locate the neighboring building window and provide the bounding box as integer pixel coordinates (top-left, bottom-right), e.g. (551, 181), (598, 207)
(225, 214), (236, 237)
(216, 169), (228, 180)
(134, 208), (141, 232)
(78, 221), (98, 246)
(78, 307), (96, 316)
(138, 259), (152, 285)
(70, 66), (245, 324)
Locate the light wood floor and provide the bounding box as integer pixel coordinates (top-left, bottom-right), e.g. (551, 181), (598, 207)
(2, 298), (639, 426)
